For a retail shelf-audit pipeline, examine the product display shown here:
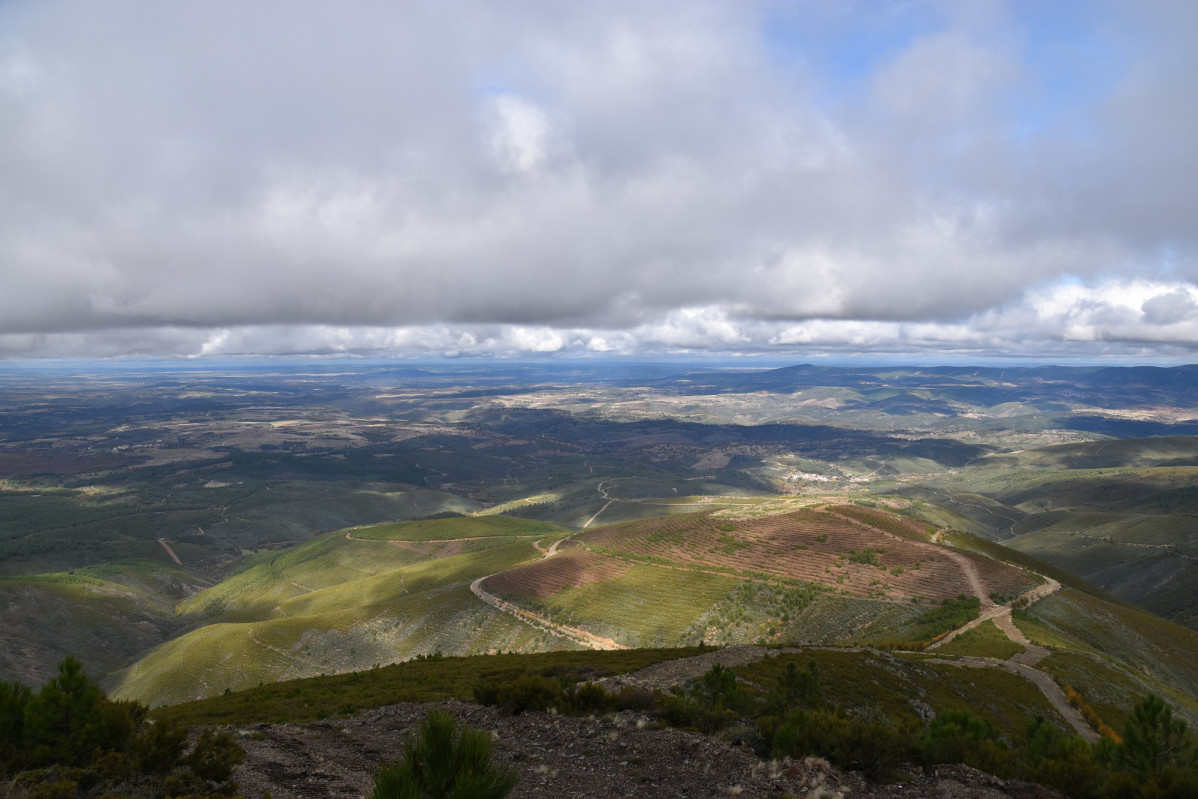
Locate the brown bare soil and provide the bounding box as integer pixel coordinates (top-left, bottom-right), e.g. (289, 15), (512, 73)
(483, 549), (633, 600)
(564, 506), (1030, 604)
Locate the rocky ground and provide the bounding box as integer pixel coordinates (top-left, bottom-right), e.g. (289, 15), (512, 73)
(231, 700), (1061, 799)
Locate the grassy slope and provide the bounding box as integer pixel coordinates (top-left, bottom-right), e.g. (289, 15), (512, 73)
(154, 646), (1067, 746)
(1014, 587), (1198, 727)
(493, 506), (1019, 649)
(529, 565), (742, 647)
(933, 620), (1025, 660)
(108, 529), (578, 707)
(739, 649), (1059, 740)
(106, 501), (1198, 734)
(152, 648), (706, 726)
(0, 560), (208, 686)
(349, 515), (569, 541)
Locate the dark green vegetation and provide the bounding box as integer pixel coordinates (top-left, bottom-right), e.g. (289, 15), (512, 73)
(151, 648), (702, 727)
(469, 654), (1198, 798)
(1, 657), (243, 798)
(872, 594), (981, 649)
(371, 710), (517, 799)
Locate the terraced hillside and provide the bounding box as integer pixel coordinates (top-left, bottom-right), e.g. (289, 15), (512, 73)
(482, 505), (1035, 648)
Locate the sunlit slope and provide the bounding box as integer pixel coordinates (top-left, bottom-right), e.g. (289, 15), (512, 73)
(109, 517), (576, 706)
(0, 559), (207, 686)
(483, 505), (1034, 648)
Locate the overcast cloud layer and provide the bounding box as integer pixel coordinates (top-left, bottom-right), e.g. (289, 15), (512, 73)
(1, 0), (1196, 361)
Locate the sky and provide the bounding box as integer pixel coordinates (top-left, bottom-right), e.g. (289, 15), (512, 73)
(1, 0), (1196, 363)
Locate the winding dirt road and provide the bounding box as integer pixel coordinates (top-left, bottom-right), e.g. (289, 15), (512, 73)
(826, 512), (1091, 739)
(468, 574), (627, 651)
(926, 576), (1059, 665)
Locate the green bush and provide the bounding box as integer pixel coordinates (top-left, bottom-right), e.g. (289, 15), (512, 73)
(873, 594), (981, 649)
(918, 709), (1014, 777)
(183, 727), (246, 783)
(0, 657), (245, 797)
(1019, 717), (1105, 799)
(129, 718), (187, 775)
(371, 710), (517, 799)
(767, 708), (914, 780)
(764, 660), (821, 715)
(0, 680), (32, 768)
(660, 693), (737, 734)
(472, 673), (562, 714)
(660, 664), (753, 733)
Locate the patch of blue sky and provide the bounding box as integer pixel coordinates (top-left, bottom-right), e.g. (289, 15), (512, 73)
(758, 1), (950, 108)
(759, 1), (1127, 145)
(1010, 0), (1127, 141)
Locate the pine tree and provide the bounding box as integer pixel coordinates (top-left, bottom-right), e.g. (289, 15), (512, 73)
(1119, 694), (1192, 776)
(23, 656), (116, 767)
(371, 710), (517, 799)
(0, 680), (32, 770)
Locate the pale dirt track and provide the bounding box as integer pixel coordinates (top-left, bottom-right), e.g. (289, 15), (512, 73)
(468, 573), (627, 651)
(927, 656), (1099, 744)
(157, 538), (183, 566)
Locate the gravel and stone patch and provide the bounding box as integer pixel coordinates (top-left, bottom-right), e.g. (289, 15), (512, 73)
(231, 700), (1060, 799)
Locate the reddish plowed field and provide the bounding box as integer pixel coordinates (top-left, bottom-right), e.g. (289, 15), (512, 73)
(828, 504), (932, 540)
(959, 550), (1032, 598)
(572, 507), (1028, 603)
(482, 549), (632, 600)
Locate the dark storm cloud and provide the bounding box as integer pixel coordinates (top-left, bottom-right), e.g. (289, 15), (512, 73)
(0, 0), (1195, 359)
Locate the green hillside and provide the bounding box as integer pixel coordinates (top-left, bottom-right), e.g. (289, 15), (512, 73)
(1016, 588), (1198, 726)
(894, 440), (1198, 630)
(0, 559), (207, 686)
(108, 520), (580, 706)
(349, 515), (569, 541)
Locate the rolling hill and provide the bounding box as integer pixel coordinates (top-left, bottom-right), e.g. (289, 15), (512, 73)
(100, 499), (1198, 741)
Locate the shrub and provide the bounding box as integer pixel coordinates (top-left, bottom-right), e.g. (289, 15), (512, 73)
(660, 664), (754, 733)
(1064, 685), (1120, 742)
(765, 660), (821, 715)
(130, 718), (187, 775)
(874, 594), (981, 649)
(1019, 717), (1104, 799)
(660, 693), (737, 734)
(371, 710), (517, 799)
(917, 709), (1014, 777)
(183, 727), (246, 783)
(473, 674), (562, 714)
(0, 657), (245, 797)
(560, 682), (612, 715)
(768, 708), (913, 780)
(0, 680), (32, 770)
